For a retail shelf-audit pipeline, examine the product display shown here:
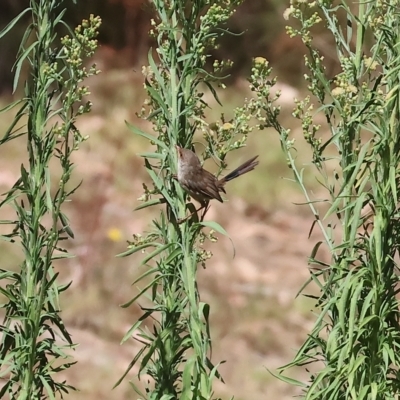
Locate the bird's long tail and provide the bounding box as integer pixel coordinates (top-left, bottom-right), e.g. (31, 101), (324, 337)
(220, 155), (259, 183)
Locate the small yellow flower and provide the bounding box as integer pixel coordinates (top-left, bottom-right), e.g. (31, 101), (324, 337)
(254, 56), (268, 66)
(222, 122), (234, 131)
(107, 228), (123, 242)
(347, 85), (358, 94)
(364, 57), (378, 71)
(283, 6), (294, 20)
(332, 87), (345, 97)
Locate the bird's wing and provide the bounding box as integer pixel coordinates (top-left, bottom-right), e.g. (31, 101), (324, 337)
(191, 170), (224, 203)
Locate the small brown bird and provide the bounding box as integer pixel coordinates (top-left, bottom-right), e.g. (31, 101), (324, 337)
(176, 145), (259, 220)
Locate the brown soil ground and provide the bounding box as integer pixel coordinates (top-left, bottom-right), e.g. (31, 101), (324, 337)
(0, 70), (328, 400)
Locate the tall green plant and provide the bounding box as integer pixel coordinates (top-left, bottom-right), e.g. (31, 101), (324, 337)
(0, 2), (100, 398)
(249, 0), (400, 398)
(116, 0), (258, 398)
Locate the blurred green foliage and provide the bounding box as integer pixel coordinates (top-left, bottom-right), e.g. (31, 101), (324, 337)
(0, 0), (285, 93)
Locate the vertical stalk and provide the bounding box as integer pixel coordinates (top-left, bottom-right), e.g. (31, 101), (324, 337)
(117, 0), (256, 398)
(0, 1), (100, 398)
(251, 0), (400, 398)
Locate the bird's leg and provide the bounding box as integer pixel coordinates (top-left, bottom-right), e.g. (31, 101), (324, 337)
(200, 201), (210, 222)
(177, 202), (208, 224)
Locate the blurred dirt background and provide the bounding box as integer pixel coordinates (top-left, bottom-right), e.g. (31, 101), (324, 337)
(0, 0), (339, 399)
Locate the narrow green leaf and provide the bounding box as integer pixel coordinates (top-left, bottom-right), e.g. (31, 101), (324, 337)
(125, 120), (168, 150)
(325, 141), (370, 219)
(203, 80), (222, 106)
(346, 13), (353, 48)
(121, 275), (164, 308)
(0, 356), (14, 378)
(310, 241), (323, 260)
(295, 275), (314, 298)
(13, 41), (39, 93)
(39, 376), (56, 400)
(128, 381), (147, 399)
(199, 220), (229, 237)
(52, 252), (75, 260)
(117, 242), (159, 258)
(45, 167), (53, 214)
(0, 8), (32, 40)
(208, 358), (223, 382)
(131, 266), (159, 285)
(53, 8), (67, 26)
(370, 382), (377, 400)
(138, 338), (159, 375)
(148, 49), (166, 91)
(121, 309), (154, 344)
(338, 274), (351, 333)
(145, 159), (174, 205)
(20, 164), (30, 189)
(134, 197), (165, 211)
(389, 164), (397, 205)
(0, 99), (27, 144)
(113, 347), (147, 388)
(137, 152), (165, 160)
(146, 83), (169, 115)
(348, 278), (365, 348)
(359, 289), (374, 321)
(177, 53), (194, 62)
(199, 220), (235, 257)
(146, 108), (163, 122)
(267, 369), (307, 387)
(181, 356), (195, 399)
(348, 192), (367, 248)
(0, 236), (15, 243)
(164, 247), (182, 265)
(0, 99), (24, 114)
(140, 243), (173, 266)
(357, 385), (370, 400)
(59, 213), (74, 239)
